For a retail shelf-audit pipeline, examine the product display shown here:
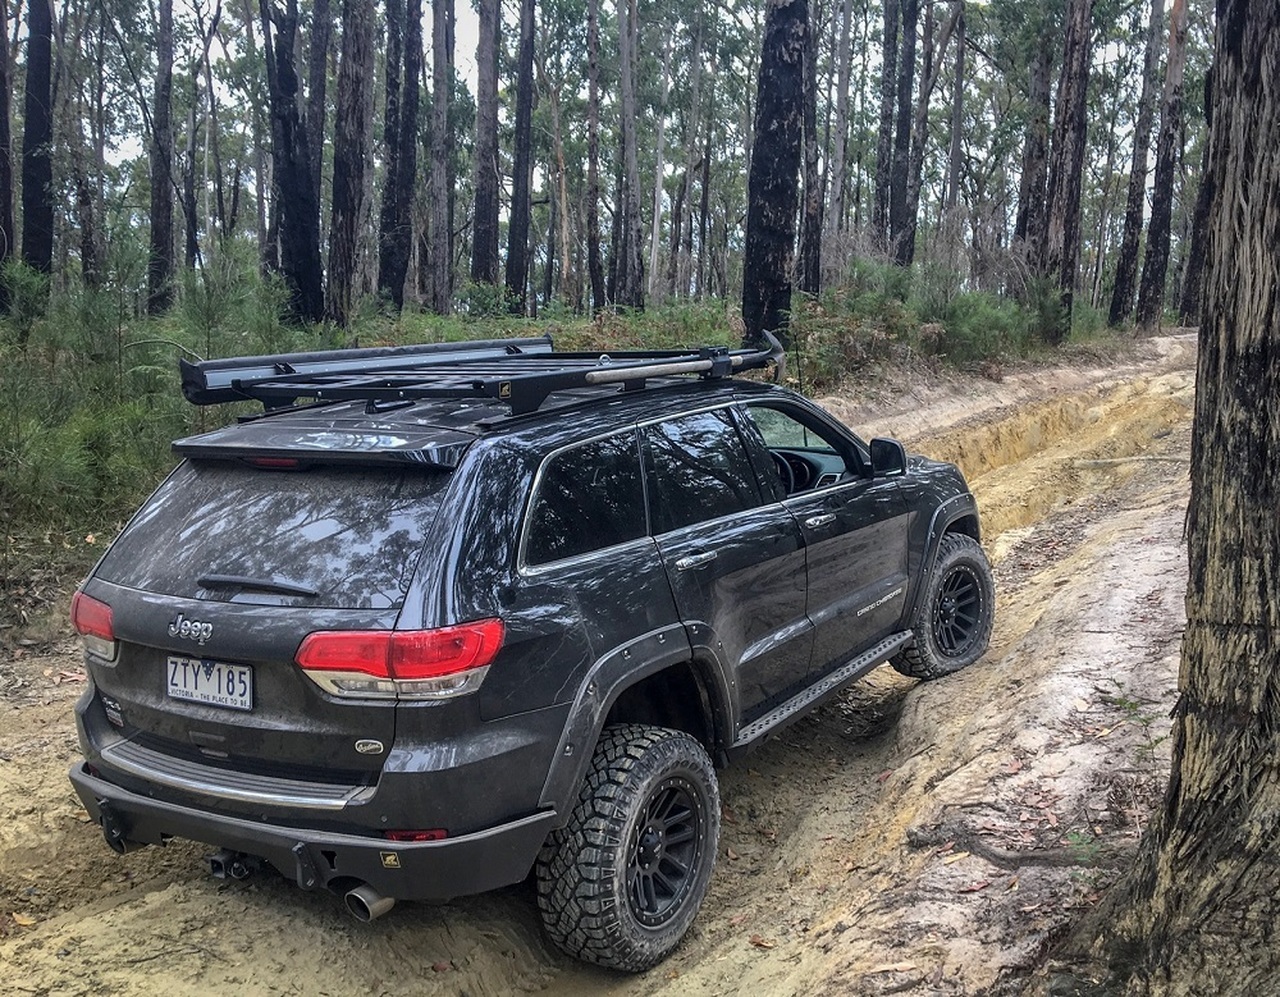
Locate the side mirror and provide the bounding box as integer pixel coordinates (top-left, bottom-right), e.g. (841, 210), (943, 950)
(869, 437), (907, 478)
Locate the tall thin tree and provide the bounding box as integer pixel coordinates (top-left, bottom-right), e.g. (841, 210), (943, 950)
(504, 0), (535, 312)
(743, 0), (807, 346)
(613, 0), (645, 309)
(585, 0), (605, 311)
(470, 0), (500, 288)
(0, 0), (11, 310)
(798, 0), (821, 294)
(380, 0), (420, 309)
(21, 0), (55, 288)
(428, 0), (454, 313)
(872, 0), (898, 251)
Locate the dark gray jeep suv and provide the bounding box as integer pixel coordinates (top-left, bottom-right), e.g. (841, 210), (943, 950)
(68, 335), (993, 971)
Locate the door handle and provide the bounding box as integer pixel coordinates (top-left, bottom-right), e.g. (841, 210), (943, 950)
(675, 551), (718, 571)
(804, 514), (836, 529)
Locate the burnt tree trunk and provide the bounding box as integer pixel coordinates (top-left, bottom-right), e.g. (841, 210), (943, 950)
(378, 0), (420, 309)
(1013, 36), (1051, 268)
(147, 0), (174, 313)
(873, 0), (899, 252)
(470, 0), (500, 287)
(21, 0), (54, 287)
(742, 0), (807, 347)
(428, 0), (453, 314)
(306, 0), (330, 214)
(1178, 136), (1212, 326)
(828, 0), (853, 238)
(1109, 0), (1164, 326)
(585, 0), (605, 311)
(0, 0), (11, 310)
(888, 0), (918, 264)
(1083, 4), (1280, 991)
(798, 0), (821, 295)
(1135, 0), (1189, 332)
(260, 0), (323, 323)
(326, 0), (374, 327)
(1041, 0), (1093, 344)
(504, 0), (535, 313)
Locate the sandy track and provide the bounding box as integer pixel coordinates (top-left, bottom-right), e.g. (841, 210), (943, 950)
(0, 336), (1196, 996)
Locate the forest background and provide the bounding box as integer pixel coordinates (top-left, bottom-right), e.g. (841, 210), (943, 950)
(0, 0), (1211, 612)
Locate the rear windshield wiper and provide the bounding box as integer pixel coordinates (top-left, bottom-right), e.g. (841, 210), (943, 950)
(197, 573), (320, 598)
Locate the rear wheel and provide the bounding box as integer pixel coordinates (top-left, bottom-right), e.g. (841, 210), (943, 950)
(892, 533), (994, 680)
(535, 723), (720, 972)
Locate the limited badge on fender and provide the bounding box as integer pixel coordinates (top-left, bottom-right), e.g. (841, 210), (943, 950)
(380, 851), (401, 869)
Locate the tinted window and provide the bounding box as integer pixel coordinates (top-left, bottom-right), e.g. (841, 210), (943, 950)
(747, 405), (840, 454)
(525, 432), (646, 566)
(96, 461), (449, 609)
(644, 410), (763, 533)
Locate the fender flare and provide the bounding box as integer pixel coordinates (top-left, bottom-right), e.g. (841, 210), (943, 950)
(905, 492), (982, 621)
(537, 622), (735, 822)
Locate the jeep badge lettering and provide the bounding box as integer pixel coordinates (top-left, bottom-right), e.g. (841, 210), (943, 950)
(168, 612), (214, 645)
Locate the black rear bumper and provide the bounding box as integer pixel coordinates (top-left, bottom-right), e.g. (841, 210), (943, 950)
(69, 763), (557, 900)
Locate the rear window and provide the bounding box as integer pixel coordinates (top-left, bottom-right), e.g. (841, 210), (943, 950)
(96, 460), (450, 609)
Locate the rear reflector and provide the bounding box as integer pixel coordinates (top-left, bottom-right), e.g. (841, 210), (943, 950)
(243, 457), (304, 469)
(72, 591), (117, 661)
(383, 829), (448, 842)
(296, 619), (505, 700)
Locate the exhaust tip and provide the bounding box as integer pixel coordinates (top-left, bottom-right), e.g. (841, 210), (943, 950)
(344, 883), (396, 922)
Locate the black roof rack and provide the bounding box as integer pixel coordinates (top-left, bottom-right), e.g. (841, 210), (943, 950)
(179, 333), (785, 417)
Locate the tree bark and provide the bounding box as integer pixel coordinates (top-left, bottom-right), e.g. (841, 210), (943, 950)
(0, 0), (10, 310)
(742, 0), (807, 347)
(943, 5), (963, 215)
(306, 0), (331, 215)
(1085, 5), (1280, 991)
(1013, 36), (1051, 266)
(873, 0), (899, 252)
(326, 0), (374, 327)
(260, 0), (323, 323)
(827, 0), (853, 239)
(888, 0), (918, 264)
(676, 8), (704, 299)
(147, 0), (174, 313)
(504, 0), (535, 313)
(646, 29), (672, 301)
(585, 0), (605, 311)
(22, 0), (55, 284)
(378, 0), (420, 309)
(1107, 0), (1164, 326)
(1040, 0), (1093, 344)
(470, 0), (500, 287)
(798, 0), (821, 294)
(614, 0), (645, 309)
(1177, 135), (1212, 326)
(428, 0), (453, 314)
(1135, 0), (1189, 332)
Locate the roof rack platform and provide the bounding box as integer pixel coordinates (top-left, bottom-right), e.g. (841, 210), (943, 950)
(179, 333), (784, 417)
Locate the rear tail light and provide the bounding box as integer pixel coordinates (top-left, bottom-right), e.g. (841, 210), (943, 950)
(71, 590), (118, 661)
(295, 619), (505, 700)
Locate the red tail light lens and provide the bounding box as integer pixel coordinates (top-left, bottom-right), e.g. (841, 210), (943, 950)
(295, 619), (505, 700)
(383, 829), (449, 842)
(71, 591), (117, 660)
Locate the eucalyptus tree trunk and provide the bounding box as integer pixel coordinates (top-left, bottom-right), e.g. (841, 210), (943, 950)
(827, 0), (853, 238)
(614, 0), (645, 309)
(888, 0), (918, 264)
(646, 29), (672, 301)
(676, 9), (704, 299)
(742, 0), (806, 347)
(1109, 0), (1164, 326)
(1081, 6), (1280, 991)
(21, 0), (54, 287)
(470, 0), (500, 287)
(1135, 0), (1189, 331)
(378, 0), (420, 309)
(1013, 36), (1051, 266)
(798, 0), (821, 295)
(428, 0), (453, 314)
(147, 0), (174, 313)
(326, 0), (374, 327)
(1178, 134), (1212, 326)
(260, 0), (323, 323)
(1041, 0), (1093, 344)
(0, 0), (11, 311)
(872, 0), (898, 251)
(504, 0), (535, 313)
(943, 5), (963, 215)
(585, 0), (605, 311)
(305, 0), (330, 214)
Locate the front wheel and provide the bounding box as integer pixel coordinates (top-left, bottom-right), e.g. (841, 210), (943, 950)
(892, 533), (994, 680)
(535, 723), (720, 972)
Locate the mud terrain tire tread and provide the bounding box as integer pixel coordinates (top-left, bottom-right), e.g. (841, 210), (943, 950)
(534, 723), (720, 972)
(892, 533), (994, 680)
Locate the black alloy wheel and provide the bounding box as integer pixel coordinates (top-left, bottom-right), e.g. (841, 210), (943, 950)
(932, 562), (984, 658)
(626, 776), (706, 928)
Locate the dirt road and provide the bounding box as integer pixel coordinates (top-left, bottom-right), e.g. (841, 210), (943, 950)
(0, 335), (1196, 996)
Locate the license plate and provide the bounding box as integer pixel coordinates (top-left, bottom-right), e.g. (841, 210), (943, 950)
(167, 656), (254, 711)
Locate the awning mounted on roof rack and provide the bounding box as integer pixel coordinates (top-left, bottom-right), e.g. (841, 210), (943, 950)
(179, 332), (785, 417)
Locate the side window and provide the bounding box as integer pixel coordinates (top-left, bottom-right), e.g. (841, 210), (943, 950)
(747, 405), (840, 454)
(525, 432), (647, 566)
(644, 409), (764, 533)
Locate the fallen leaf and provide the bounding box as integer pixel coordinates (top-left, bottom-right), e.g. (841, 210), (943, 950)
(1045, 810), (1059, 828)
(726, 847), (740, 861)
(722, 805), (738, 824)
(1020, 903), (1043, 913)
(1006, 876), (1019, 891)
(431, 961), (452, 972)
(748, 934), (775, 949)
(869, 962), (917, 974)
(958, 880), (990, 893)
(729, 913), (749, 927)
(1074, 698), (1092, 712)
(85, 534), (96, 545)
(942, 850), (971, 865)
(934, 840), (956, 855)
(876, 769), (894, 783)
(12, 913), (36, 926)
(1095, 721), (1126, 739)
(1005, 758), (1023, 774)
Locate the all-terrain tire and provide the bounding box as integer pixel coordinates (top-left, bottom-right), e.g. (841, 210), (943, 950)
(891, 533), (994, 680)
(535, 723), (720, 972)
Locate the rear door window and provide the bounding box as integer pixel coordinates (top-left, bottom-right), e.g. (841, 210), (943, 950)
(96, 461), (450, 609)
(642, 409), (764, 533)
(524, 431), (647, 566)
